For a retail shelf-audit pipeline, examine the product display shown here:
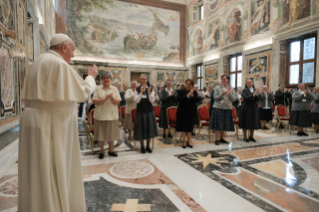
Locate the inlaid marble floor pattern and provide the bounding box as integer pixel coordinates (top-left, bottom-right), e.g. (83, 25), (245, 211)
(1, 128), (319, 212)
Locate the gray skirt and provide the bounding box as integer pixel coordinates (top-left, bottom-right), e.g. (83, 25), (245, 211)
(134, 111), (158, 140)
(94, 119), (119, 141)
(123, 113), (134, 130)
(289, 110), (312, 127)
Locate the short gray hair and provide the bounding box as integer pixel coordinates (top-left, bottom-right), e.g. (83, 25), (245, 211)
(100, 71), (112, 80)
(130, 81), (137, 86)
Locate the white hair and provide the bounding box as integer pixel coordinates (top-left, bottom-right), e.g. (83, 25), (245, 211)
(130, 81), (137, 86)
(50, 39), (72, 50)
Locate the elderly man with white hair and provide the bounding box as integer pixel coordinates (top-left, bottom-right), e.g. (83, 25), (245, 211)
(18, 34), (98, 212)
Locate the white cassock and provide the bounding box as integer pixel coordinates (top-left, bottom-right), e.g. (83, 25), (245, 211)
(18, 50), (96, 212)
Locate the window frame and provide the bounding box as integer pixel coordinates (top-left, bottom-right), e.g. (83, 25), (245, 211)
(199, 4), (204, 20)
(196, 63), (203, 91)
(228, 54), (242, 90)
(286, 34), (317, 87)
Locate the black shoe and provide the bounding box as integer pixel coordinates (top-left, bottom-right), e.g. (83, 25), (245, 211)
(249, 137), (256, 142)
(146, 146), (153, 153)
(168, 133), (173, 138)
(108, 151), (118, 157)
(262, 126), (269, 130)
(99, 152), (105, 159)
(182, 145), (187, 148)
(316, 130), (319, 134)
(300, 131), (308, 136)
(278, 124), (285, 129)
(141, 146), (146, 153)
(187, 142), (193, 148)
(215, 140), (219, 145)
(297, 132), (302, 136)
(244, 138), (249, 142)
(219, 139), (228, 144)
(162, 134), (166, 139)
(191, 132), (196, 136)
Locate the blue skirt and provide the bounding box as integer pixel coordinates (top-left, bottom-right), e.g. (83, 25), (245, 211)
(209, 108), (234, 131)
(134, 111), (158, 140)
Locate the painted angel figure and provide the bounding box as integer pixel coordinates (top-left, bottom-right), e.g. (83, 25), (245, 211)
(251, 0), (269, 32)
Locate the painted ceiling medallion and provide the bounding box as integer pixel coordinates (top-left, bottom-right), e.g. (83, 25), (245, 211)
(110, 161), (155, 179)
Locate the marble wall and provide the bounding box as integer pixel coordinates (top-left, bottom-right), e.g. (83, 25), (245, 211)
(187, 0), (319, 89)
(0, 0), (56, 150)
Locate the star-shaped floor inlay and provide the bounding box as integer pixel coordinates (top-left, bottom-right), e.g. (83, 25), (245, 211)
(189, 153), (230, 169)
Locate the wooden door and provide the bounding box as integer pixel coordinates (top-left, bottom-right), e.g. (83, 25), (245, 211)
(131, 72), (148, 83)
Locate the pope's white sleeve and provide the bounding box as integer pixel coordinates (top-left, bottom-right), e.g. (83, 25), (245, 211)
(85, 76), (97, 95)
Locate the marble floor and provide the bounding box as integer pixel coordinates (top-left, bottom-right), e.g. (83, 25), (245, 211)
(1, 124), (319, 212)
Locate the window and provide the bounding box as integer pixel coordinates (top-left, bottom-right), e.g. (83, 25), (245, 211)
(199, 5), (204, 20)
(287, 35), (316, 86)
(192, 2), (204, 23)
(229, 55), (242, 90)
(196, 64), (203, 90)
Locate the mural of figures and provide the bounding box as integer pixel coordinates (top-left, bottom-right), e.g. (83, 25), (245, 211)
(207, 0), (219, 12)
(204, 63), (218, 84)
(206, 21), (220, 50)
(156, 71), (165, 84)
(227, 10), (241, 43)
(248, 56), (268, 75)
(192, 28), (203, 55)
(314, 0), (319, 14)
(176, 72), (186, 84)
(17, 0), (25, 45)
(251, 0), (270, 35)
(0, 0), (14, 30)
(283, 0), (310, 25)
(0, 44), (12, 109)
(66, 0), (180, 62)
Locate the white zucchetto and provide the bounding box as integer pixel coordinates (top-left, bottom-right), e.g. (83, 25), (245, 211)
(50, 34), (70, 47)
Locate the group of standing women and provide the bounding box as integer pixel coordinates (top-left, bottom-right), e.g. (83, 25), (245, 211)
(92, 71), (319, 158)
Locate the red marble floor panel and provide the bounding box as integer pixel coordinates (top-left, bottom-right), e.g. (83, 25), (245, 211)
(0, 174), (18, 211)
(301, 156), (319, 173)
(220, 168), (319, 212)
(223, 143), (316, 161)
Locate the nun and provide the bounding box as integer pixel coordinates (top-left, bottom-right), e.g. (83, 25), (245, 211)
(133, 74), (158, 153)
(289, 83), (314, 136)
(159, 79), (177, 139)
(239, 79), (261, 142)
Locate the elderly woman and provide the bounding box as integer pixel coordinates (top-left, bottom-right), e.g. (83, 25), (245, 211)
(93, 72), (121, 159)
(210, 74), (236, 145)
(312, 87), (319, 133)
(239, 79), (261, 142)
(159, 80), (177, 139)
(258, 86), (273, 129)
(289, 83), (314, 136)
(176, 79), (200, 148)
(124, 81), (138, 140)
(134, 74), (158, 153)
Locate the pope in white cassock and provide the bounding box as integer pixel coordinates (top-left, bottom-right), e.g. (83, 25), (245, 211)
(18, 34), (98, 212)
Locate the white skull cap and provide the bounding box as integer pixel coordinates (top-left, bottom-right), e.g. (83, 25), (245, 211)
(50, 34), (70, 47)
